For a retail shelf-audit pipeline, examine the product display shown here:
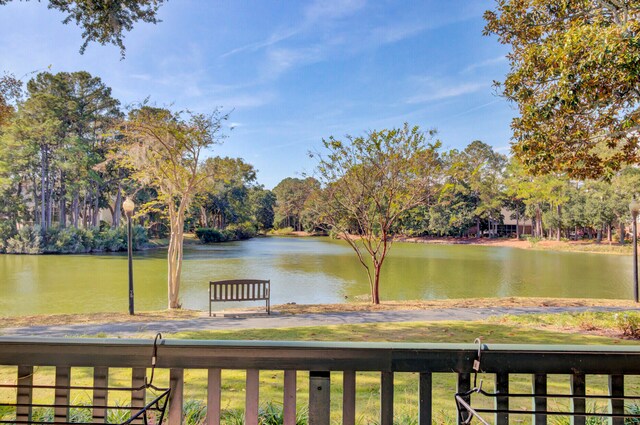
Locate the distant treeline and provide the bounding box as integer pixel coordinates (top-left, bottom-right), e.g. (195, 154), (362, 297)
(1, 71), (639, 254)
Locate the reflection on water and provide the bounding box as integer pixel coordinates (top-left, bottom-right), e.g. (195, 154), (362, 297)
(0, 237), (633, 316)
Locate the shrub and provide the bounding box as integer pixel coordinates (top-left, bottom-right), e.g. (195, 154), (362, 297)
(93, 225), (147, 252)
(94, 227), (126, 252)
(43, 226), (96, 254)
(5, 225), (43, 254)
(270, 226), (294, 236)
(258, 401), (307, 425)
(195, 228), (228, 243)
(196, 224), (257, 244)
(131, 225), (149, 249)
(626, 403), (640, 424)
(183, 400), (207, 425)
(524, 235), (542, 245)
(3, 224), (149, 254)
(0, 221), (16, 253)
(616, 313), (640, 339)
(227, 222), (257, 240)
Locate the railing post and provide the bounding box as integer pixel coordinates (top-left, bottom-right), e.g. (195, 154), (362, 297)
(495, 372), (509, 425)
(380, 372), (394, 425)
(532, 373), (547, 425)
(131, 367), (146, 424)
(309, 371), (331, 425)
(207, 368), (221, 425)
(608, 374), (624, 425)
(283, 370), (297, 425)
(342, 371), (356, 425)
(169, 368), (184, 425)
(54, 366), (70, 423)
(571, 373), (586, 425)
(16, 366), (33, 424)
(419, 372), (432, 425)
(92, 367), (109, 423)
(246, 369), (260, 425)
(457, 373), (471, 425)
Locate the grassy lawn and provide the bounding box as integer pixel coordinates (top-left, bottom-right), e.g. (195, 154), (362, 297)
(2, 319), (639, 424)
(2, 297), (638, 329)
(168, 320), (638, 345)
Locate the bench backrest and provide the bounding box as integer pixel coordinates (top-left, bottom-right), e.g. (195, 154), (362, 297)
(209, 279), (270, 301)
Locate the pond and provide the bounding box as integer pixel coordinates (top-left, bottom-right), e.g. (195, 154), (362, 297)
(0, 237), (634, 316)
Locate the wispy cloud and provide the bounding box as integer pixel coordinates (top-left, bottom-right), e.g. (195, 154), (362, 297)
(443, 99), (501, 120)
(220, 29), (299, 59)
(263, 46), (324, 79)
(462, 55), (507, 73)
(371, 22), (429, 44)
(405, 78), (487, 104)
(220, 0), (366, 59)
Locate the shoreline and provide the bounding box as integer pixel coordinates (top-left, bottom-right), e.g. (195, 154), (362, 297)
(3, 232), (630, 256)
(395, 235), (632, 255)
(272, 231), (633, 255)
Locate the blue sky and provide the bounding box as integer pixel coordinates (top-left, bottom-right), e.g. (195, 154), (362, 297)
(0, 0), (514, 189)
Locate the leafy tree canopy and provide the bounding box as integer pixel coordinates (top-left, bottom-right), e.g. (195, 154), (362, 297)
(312, 123), (441, 304)
(0, 73), (22, 127)
(0, 0), (167, 56)
(485, 0), (640, 179)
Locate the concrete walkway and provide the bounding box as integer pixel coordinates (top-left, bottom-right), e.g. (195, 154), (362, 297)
(0, 306), (629, 337)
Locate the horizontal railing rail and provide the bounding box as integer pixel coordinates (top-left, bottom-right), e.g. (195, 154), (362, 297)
(0, 338), (639, 425)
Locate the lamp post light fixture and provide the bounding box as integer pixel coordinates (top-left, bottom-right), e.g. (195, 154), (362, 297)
(630, 198), (640, 303)
(123, 197), (136, 315)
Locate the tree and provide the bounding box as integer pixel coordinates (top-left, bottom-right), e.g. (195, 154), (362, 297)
(250, 188), (276, 231)
(484, 0), (640, 179)
(311, 124), (441, 304)
(197, 157), (257, 229)
(3, 71), (121, 231)
(0, 73), (22, 127)
(0, 0), (167, 56)
(115, 105), (227, 309)
(272, 177), (319, 231)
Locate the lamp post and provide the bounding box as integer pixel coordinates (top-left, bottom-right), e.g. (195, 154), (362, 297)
(630, 198), (640, 303)
(123, 197), (135, 315)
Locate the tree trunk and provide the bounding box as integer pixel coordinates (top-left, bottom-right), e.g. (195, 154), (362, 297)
(607, 224), (612, 243)
(371, 262), (381, 304)
(72, 191), (79, 228)
(46, 175), (54, 230)
(200, 206), (208, 228)
(168, 203), (186, 309)
(597, 226), (602, 243)
(476, 218), (481, 238)
(516, 211), (520, 239)
(82, 193), (88, 228)
(59, 173), (66, 228)
(536, 205), (543, 238)
(112, 186), (122, 228)
(92, 184), (100, 227)
(620, 222), (625, 245)
(556, 205), (561, 241)
(40, 146), (46, 230)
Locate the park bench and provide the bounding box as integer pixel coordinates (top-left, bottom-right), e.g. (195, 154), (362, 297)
(209, 279), (271, 316)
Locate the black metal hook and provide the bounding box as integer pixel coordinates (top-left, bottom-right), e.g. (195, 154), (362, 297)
(145, 332), (162, 389)
(472, 337), (482, 389)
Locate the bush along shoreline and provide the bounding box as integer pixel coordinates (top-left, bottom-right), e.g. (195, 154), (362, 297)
(195, 223), (257, 244)
(0, 224), (149, 254)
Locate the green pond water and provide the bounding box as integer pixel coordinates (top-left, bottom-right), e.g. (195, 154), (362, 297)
(0, 237), (634, 316)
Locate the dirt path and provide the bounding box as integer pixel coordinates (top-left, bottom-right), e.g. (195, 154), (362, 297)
(0, 305), (631, 338)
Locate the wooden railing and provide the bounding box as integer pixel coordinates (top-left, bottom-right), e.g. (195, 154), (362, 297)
(0, 337), (640, 424)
